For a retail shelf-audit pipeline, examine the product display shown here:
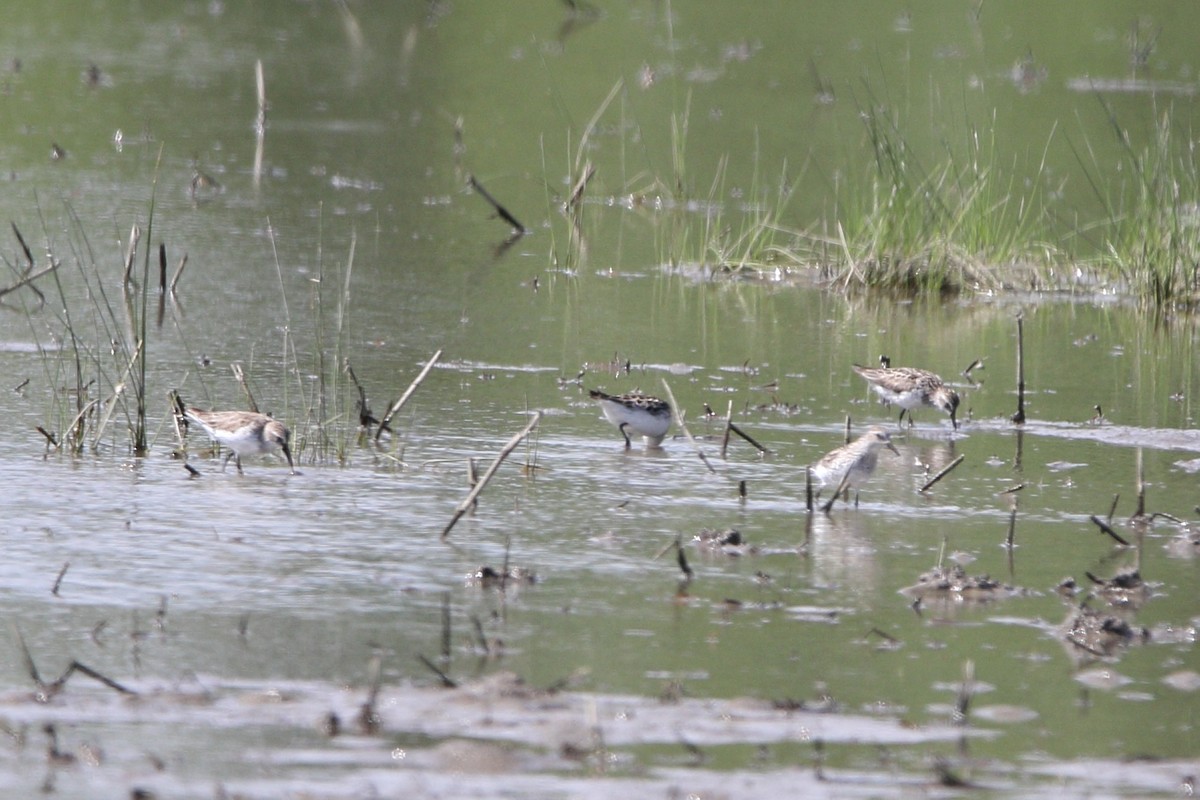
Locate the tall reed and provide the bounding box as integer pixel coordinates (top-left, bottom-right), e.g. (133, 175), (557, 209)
(1080, 102), (1200, 307)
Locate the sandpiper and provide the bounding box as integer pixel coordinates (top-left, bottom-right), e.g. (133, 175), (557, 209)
(809, 425), (899, 503)
(588, 389), (672, 448)
(852, 364), (960, 430)
(180, 406), (295, 474)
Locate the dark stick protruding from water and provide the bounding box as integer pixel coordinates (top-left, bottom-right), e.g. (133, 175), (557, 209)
(1011, 314), (1026, 424)
(721, 400), (770, 457)
(467, 174), (526, 233)
(376, 349), (443, 443)
(729, 422), (769, 455)
(918, 454), (965, 494)
(417, 653), (457, 688)
(11, 222), (33, 269)
(13, 623), (136, 698)
(1089, 514), (1131, 547)
(805, 467), (813, 513)
(36, 426), (57, 448)
(157, 243), (167, 293)
(1134, 447), (1146, 520)
(441, 412), (541, 539)
(357, 654), (383, 735)
(675, 535), (693, 581)
(51, 562), (69, 596)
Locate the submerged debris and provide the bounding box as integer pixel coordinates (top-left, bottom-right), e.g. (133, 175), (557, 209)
(693, 528), (757, 556)
(465, 565), (538, 589)
(1061, 604), (1149, 659)
(1084, 568), (1150, 610)
(899, 564), (1019, 604)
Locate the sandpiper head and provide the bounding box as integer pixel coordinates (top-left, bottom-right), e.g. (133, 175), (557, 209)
(865, 425), (901, 456)
(935, 388), (961, 429)
(264, 419), (295, 471)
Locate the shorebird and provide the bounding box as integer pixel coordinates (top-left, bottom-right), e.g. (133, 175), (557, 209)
(809, 425), (900, 504)
(852, 364), (960, 430)
(177, 401), (294, 474)
(588, 389), (672, 448)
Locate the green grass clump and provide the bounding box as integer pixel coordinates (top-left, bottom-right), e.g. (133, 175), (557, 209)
(826, 103), (1053, 295)
(1083, 104), (1200, 308)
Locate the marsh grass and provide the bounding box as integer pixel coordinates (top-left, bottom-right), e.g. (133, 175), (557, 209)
(16, 189), (378, 468)
(644, 98), (805, 280)
(822, 102), (1055, 295)
(21, 197), (153, 457)
(1077, 102), (1200, 307)
(606, 89), (1056, 293)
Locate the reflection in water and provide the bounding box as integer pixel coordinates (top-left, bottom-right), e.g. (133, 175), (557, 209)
(803, 513), (880, 602)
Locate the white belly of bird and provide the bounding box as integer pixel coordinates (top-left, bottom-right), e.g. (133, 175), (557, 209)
(872, 384), (926, 411)
(211, 426), (274, 456)
(599, 401), (671, 440)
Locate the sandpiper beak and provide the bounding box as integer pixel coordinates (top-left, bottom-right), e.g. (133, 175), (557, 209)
(885, 442), (900, 457)
(282, 442), (296, 474)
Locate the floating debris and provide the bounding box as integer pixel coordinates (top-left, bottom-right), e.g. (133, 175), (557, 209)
(1084, 568), (1150, 610)
(693, 528), (756, 557)
(900, 564), (1019, 604)
(465, 565), (538, 589)
(1061, 605), (1149, 659)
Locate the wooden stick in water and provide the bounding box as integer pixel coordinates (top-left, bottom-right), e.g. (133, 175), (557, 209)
(659, 379), (715, 474)
(169, 253), (188, 297)
(52, 562), (69, 596)
(468, 174), (526, 233)
(441, 412), (541, 539)
(376, 349), (443, 443)
(157, 243), (168, 293)
(1089, 514), (1130, 547)
(721, 400), (733, 459)
(728, 422), (770, 455)
(1011, 314), (1026, 424)
(918, 454), (965, 493)
(11, 222), (33, 269)
(1133, 448), (1146, 519)
(805, 466), (814, 513)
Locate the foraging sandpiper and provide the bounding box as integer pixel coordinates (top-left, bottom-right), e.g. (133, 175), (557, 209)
(852, 364), (960, 429)
(180, 407), (295, 474)
(810, 425), (900, 503)
(588, 389), (672, 448)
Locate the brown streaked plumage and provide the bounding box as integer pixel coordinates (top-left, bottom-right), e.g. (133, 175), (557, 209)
(182, 407), (294, 474)
(810, 425), (900, 504)
(852, 364), (960, 429)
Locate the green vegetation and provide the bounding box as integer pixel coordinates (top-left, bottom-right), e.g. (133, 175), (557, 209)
(615, 98), (1198, 308)
(1080, 101), (1200, 307)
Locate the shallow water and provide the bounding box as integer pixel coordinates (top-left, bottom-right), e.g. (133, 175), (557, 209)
(2, 3), (1200, 798)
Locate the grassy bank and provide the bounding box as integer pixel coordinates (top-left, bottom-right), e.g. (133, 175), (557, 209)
(617, 100), (1199, 308)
